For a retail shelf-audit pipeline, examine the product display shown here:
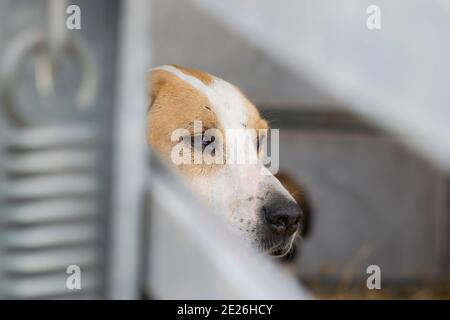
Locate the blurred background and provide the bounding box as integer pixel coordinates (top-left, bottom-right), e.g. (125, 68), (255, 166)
(0, 0), (449, 299)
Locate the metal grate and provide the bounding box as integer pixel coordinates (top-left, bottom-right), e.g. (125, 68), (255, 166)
(0, 0), (105, 298)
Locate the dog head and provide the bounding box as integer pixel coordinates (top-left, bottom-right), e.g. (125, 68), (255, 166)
(147, 65), (304, 256)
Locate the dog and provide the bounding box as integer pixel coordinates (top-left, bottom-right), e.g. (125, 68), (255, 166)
(147, 64), (307, 257)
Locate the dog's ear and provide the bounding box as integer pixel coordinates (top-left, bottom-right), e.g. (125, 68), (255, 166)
(148, 68), (174, 108)
(275, 171), (313, 238)
(148, 65), (214, 110)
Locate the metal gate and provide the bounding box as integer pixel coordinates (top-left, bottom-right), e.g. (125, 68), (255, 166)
(0, 0), (105, 299)
(0, 0), (311, 299)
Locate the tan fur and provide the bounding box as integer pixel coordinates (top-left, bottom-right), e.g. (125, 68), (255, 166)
(170, 64), (214, 85)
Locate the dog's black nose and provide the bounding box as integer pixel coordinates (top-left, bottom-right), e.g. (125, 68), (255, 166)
(262, 197), (302, 236)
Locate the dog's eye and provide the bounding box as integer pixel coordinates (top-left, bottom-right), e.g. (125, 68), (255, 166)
(204, 132), (216, 147)
(202, 135), (214, 147)
(192, 133), (214, 150)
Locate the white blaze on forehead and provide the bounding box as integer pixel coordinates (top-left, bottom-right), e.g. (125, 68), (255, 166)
(151, 65), (249, 130)
(208, 78), (249, 130)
